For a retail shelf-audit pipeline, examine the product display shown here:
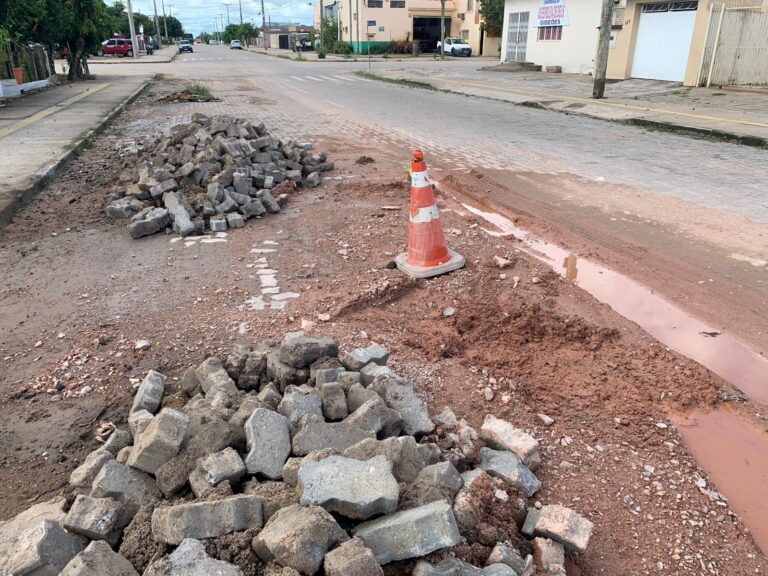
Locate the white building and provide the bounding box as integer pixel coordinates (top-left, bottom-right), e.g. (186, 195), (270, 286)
(500, 0), (603, 73)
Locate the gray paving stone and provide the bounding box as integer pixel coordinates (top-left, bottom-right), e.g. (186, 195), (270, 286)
(477, 447), (541, 498)
(130, 370), (165, 414)
(245, 408), (291, 479)
(126, 408), (189, 475)
(291, 414), (375, 456)
(145, 538), (243, 576)
(480, 415), (540, 471)
(60, 541), (139, 576)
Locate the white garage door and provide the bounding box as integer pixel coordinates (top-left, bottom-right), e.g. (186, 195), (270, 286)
(631, 2), (698, 81)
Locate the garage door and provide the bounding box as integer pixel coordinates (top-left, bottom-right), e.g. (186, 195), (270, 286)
(631, 2), (698, 81)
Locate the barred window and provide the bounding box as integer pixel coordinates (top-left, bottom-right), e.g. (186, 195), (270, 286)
(391, 0), (405, 7)
(537, 25), (562, 41)
(368, 0), (383, 7)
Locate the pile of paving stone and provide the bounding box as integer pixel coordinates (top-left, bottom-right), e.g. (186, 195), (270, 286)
(104, 113), (334, 239)
(0, 332), (594, 576)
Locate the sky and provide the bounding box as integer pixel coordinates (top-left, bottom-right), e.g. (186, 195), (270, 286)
(128, 0), (315, 36)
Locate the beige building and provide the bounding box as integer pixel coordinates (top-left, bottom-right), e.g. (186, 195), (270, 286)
(316, 0), (499, 55)
(500, 0), (768, 86)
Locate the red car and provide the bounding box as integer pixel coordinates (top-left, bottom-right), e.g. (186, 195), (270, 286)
(97, 38), (134, 57)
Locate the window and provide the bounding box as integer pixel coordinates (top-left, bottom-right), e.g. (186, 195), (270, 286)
(467, 0), (473, 10)
(461, 30), (469, 40)
(391, 0), (405, 7)
(368, 0), (383, 6)
(537, 25), (562, 41)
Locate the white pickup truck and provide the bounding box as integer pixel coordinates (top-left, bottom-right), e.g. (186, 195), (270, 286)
(436, 37), (472, 57)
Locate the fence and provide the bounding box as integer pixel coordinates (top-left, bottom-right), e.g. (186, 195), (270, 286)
(0, 43), (52, 83)
(698, 3), (768, 86)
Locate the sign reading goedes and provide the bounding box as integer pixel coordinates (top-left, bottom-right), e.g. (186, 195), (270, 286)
(534, 0), (570, 27)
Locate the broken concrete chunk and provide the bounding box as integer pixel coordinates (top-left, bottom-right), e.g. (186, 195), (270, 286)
(277, 391), (323, 433)
(0, 498), (68, 564)
(60, 540), (139, 576)
(319, 382), (348, 421)
(360, 362), (393, 386)
(291, 414), (375, 456)
(352, 500), (461, 564)
(128, 410), (153, 439)
(315, 367), (345, 385)
(101, 429), (132, 456)
(279, 332), (339, 369)
(90, 460), (161, 518)
(282, 448), (339, 487)
(400, 461), (463, 509)
(105, 197), (141, 219)
(531, 504), (594, 553)
(252, 504), (347, 575)
(195, 357), (236, 393)
(128, 207), (170, 239)
(412, 558), (485, 575)
(226, 212), (245, 228)
(245, 408), (291, 479)
(342, 436), (426, 483)
(323, 538), (384, 576)
(163, 191), (195, 237)
(372, 376), (434, 436)
(346, 382), (379, 413)
(298, 455), (399, 519)
(480, 415), (540, 471)
(126, 408), (189, 475)
(200, 447), (246, 486)
(478, 447), (541, 498)
(344, 395), (401, 436)
(1, 519), (87, 576)
(145, 538), (243, 576)
(487, 542), (530, 575)
(69, 449), (114, 489)
(63, 495), (126, 540)
(151, 495), (263, 545)
(130, 369), (165, 414)
(533, 537), (565, 575)
(337, 371), (362, 391)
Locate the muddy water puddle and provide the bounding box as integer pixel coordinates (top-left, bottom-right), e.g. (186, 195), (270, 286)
(445, 196), (768, 553)
(457, 202), (768, 405)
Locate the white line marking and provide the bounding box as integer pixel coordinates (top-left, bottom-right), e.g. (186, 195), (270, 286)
(304, 75), (324, 82)
(290, 76), (306, 82)
(334, 75), (355, 81)
(293, 86), (308, 94)
(321, 75), (340, 82)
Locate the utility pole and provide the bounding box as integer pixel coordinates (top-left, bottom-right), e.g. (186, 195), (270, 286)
(218, 14), (225, 40)
(239, 0), (244, 25)
(260, 0), (268, 48)
(161, 0), (169, 40)
(126, 0), (139, 58)
(592, 0), (614, 98)
(223, 3), (232, 25)
(440, 0), (445, 60)
(152, 0), (162, 47)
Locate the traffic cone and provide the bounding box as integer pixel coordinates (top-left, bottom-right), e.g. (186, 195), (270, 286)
(396, 150), (465, 279)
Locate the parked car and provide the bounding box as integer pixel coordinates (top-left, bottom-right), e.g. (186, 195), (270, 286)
(179, 40), (194, 53)
(290, 33), (312, 52)
(437, 37), (472, 57)
(209, 39), (220, 45)
(230, 40), (243, 50)
(97, 38), (134, 57)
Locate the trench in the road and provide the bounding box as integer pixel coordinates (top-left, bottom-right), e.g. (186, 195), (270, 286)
(439, 186), (768, 554)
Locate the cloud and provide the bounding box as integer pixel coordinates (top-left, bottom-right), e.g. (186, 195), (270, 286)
(129, 0), (315, 36)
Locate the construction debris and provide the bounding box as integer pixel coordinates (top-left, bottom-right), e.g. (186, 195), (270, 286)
(0, 332), (594, 576)
(105, 114), (334, 238)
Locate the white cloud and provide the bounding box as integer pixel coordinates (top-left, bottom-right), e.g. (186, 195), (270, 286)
(129, 0), (314, 36)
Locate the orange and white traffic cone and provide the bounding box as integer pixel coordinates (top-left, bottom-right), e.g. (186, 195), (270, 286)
(396, 150), (465, 279)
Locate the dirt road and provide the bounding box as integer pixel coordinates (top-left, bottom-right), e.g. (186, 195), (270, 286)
(1, 50), (767, 575)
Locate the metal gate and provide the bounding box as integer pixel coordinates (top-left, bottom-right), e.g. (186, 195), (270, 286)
(698, 3), (768, 86)
(506, 12), (529, 62)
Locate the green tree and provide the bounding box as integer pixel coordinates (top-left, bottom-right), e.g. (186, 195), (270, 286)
(159, 15), (184, 38)
(479, 0), (503, 36)
(221, 23), (258, 44)
(62, 0), (113, 80)
(312, 16), (337, 55)
(199, 32), (212, 44)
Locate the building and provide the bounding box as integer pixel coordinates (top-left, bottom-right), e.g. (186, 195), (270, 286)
(500, 0), (768, 86)
(608, 0), (768, 85)
(263, 23), (314, 50)
(500, 0), (603, 74)
(317, 0), (499, 55)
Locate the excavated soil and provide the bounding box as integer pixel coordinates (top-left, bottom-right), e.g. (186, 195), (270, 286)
(0, 81), (766, 575)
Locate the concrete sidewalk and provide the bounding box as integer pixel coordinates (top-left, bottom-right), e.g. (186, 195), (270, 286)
(374, 67), (768, 147)
(0, 75), (150, 230)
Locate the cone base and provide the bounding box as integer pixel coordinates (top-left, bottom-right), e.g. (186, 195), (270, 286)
(395, 248), (466, 279)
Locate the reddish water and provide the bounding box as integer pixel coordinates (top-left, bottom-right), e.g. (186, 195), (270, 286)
(674, 409), (768, 553)
(452, 200), (768, 554)
(460, 203), (768, 405)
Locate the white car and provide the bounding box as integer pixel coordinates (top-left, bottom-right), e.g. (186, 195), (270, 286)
(437, 37), (472, 57)
(230, 39), (243, 50)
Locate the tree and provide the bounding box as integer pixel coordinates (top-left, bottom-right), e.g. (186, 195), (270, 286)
(221, 23), (258, 44)
(62, 0), (112, 81)
(199, 32), (212, 44)
(479, 0), (503, 36)
(159, 15), (184, 38)
(312, 16), (337, 54)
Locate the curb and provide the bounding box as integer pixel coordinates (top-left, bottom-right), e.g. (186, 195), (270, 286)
(0, 80), (150, 232)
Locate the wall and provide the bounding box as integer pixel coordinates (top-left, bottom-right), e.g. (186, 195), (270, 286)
(607, 0), (765, 86)
(501, 0), (603, 73)
(338, 0), (458, 51)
